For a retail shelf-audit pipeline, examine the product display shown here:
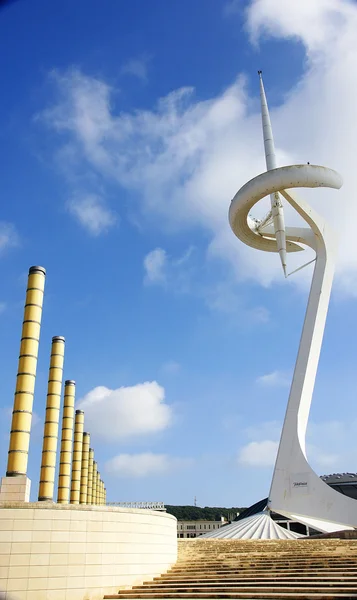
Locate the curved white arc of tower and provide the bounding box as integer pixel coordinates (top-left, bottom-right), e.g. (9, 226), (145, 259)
(230, 164), (357, 532)
(258, 72), (287, 276)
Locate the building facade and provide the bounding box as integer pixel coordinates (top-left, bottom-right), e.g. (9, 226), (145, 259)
(177, 518), (227, 538)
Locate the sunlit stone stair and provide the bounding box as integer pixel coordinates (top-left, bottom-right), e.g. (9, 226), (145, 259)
(104, 538), (357, 599)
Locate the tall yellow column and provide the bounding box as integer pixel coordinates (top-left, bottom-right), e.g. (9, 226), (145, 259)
(57, 380), (75, 504)
(70, 410), (84, 504)
(96, 472), (101, 505)
(80, 432), (90, 504)
(104, 486), (106, 505)
(92, 461), (97, 505)
(0, 266), (46, 503)
(87, 448), (94, 504)
(38, 336), (65, 501)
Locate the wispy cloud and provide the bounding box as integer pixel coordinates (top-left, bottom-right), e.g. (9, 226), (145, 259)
(0, 302), (6, 315)
(161, 360), (181, 375)
(37, 0), (357, 295)
(143, 245), (270, 325)
(67, 194), (117, 236)
(121, 54), (152, 83)
(223, 0), (242, 17)
(105, 452), (192, 478)
(143, 246), (194, 291)
(237, 417), (357, 471)
(143, 247), (168, 285)
(256, 370), (290, 387)
(0, 222), (19, 255)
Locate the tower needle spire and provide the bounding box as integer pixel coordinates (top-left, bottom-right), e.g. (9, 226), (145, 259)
(258, 71), (287, 277)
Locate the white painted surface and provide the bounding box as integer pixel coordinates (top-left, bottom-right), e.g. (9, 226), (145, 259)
(0, 503), (177, 600)
(229, 163), (357, 532)
(258, 72), (287, 276)
(201, 512), (301, 540)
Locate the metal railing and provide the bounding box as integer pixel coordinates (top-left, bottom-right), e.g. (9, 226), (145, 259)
(107, 501), (166, 510)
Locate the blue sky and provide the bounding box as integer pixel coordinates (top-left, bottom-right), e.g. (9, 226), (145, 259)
(1, 0), (357, 507)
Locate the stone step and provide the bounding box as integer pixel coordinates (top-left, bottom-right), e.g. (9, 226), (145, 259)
(104, 590), (357, 600)
(171, 560), (357, 573)
(104, 535), (357, 600)
(177, 552), (357, 557)
(178, 553), (357, 556)
(172, 560), (357, 566)
(174, 560), (357, 565)
(145, 577), (357, 585)
(164, 570), (357, 578)
(156, 573), (357, 581)
(119, 584), (357, 591)
(138, 581), (357, 589)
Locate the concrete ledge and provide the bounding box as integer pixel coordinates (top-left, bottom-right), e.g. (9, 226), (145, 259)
(0, 478), (31, 503)
(0, 503), (177, 600)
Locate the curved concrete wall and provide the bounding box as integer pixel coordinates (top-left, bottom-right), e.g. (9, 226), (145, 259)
(0, 503), (177, 600)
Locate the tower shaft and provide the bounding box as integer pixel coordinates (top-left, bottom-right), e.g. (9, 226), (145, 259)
(7, 266), (46, 478)
(57, 380), (76, 504)
(38, 336), (65, 501)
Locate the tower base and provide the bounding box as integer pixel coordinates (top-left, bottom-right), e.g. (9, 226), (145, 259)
(0, 476), (31, 502)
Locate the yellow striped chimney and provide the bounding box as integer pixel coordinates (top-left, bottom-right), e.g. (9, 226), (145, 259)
(57, 380), (75, 503)
(79, 432), (90, 504)
(70, 409), (84, 504)
(96, 472), (101, 505)
(6, 266), (46, 479)
(38, 336), (65, 501)
(87, 447), (94, 504)
(92, 461), (98, 505)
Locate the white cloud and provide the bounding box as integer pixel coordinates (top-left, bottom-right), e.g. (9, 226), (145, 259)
(105, 452), (191, 478)
(0, 222), (19, 255)
(143, 245), (195, 293)
(121, 54), (151, 82)
(307, 444), (339, 469)
(77, 381), (173, 441)
(247, 0), (351, 49)
(238, 417), (357, 471)
(143, 248), (167, 284)
(238, 437), (339, 469)
(256, 370), (290, 387)
(244, 420), (282, 441)
(161, 360), (181, 374)
(67, 194), (117, 236)
(31, 412), (41, 427)
(223, 0), (242, 16)
(238, 440), (279, 467)
(306, 419), (357, 472)
(38, 0), (357, 294)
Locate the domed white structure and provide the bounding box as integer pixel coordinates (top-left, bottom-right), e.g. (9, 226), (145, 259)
(201, 511), (302, 540)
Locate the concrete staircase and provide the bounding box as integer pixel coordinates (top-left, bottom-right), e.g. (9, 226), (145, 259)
(104, 538), (357, 599)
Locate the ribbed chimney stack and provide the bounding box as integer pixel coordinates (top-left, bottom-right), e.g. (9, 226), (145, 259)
(7, 266), (46, 478)
(38, 336), (65, 501)
(57, 380), (75, 504)
(87, 448), (94, 504)
(92, 461), (98, 505)
(80, 432), (90, 504)
(0, 267), (46, 503)
(70, 410), (84, 504)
